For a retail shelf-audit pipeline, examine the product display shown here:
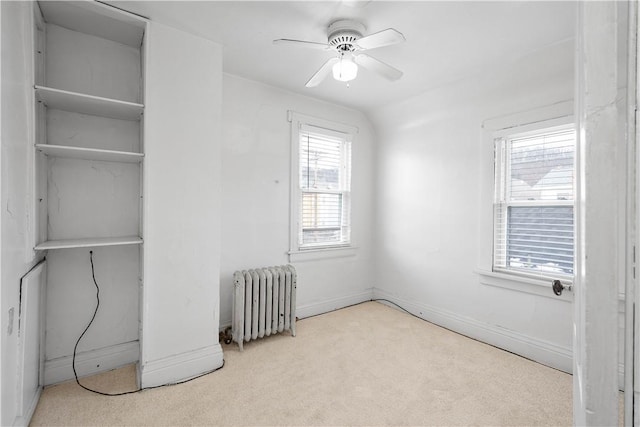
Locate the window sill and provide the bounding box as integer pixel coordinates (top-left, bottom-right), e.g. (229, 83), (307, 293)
(476, 269), (573, 302)
(288, 246), (357, 262)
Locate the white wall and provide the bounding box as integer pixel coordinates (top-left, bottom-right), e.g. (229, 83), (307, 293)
(141, 21), (223, 387)
(1, 2), (42, 425)
(45, 24), (141, 103)
(371, 39), (575, 372)
(220, 74), (376, 326)
(44, 246), (140, 385)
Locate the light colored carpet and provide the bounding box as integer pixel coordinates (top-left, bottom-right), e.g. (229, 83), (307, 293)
(30, 301), (573, 426)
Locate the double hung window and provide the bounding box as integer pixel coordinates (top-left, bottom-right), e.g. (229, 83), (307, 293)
(290, 113), (354, 252)
(493, 123), (576, 279)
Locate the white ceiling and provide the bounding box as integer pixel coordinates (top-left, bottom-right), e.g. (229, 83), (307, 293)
(108, 1), (576, 114)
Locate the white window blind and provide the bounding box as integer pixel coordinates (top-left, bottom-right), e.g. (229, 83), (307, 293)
(298, 124), (351, 248)
(494, 126), (575, 278)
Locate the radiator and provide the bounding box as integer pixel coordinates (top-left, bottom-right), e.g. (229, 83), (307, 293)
(232, 265), (297, 351)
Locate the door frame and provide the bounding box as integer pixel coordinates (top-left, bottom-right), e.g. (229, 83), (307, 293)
(574, 1), (629, 425)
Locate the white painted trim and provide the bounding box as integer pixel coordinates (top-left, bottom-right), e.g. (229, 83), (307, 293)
(44, 341), (139, 385)
(287, 110), (359, 135)
(26, 0), (38, 265)
(574, 3), (620, 424)
(219, 289), (374, 329)
(490, 116), (575, 139)
(623, 2), (637, 423)
(12, 388), (41, 427)
(295, 289), (373, 320)
(16, 260), (46, 427)
(478, 103), (576, 297)
(476, 269), (573, 302)
(482, 100), (573, 131)
(372, 288), (572, 373)
(288, 111), (357, 256)
(140, 343), (223, 388)
(288, 245), (357, 262)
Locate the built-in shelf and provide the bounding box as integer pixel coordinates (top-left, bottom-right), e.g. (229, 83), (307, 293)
(38, 0), (147, 49)
(36, 144), (144, 163)
(34, 236), (143, 251)
(35, 85), (143, 121)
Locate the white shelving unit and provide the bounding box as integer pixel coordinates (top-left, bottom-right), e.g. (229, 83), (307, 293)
(33, 2), (146, 251)
(33, 0), (148, 385)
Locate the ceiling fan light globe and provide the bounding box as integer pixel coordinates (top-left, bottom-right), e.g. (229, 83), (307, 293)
(332, 57), (358, 82)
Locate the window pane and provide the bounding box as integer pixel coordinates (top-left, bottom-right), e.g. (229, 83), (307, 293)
(506, 206), (574, 275)
(301, 192), (346, 245)
(509, 130), (574, 202)
(300, 132), (342, 190)
(301, 192), (342, 228)
(302, 229), (342, 245)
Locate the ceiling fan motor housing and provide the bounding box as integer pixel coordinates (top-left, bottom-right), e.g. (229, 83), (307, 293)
(328, 19), (366, 51)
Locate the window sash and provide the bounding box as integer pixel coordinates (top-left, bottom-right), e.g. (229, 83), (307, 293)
(299, 191), (351, 248)
(495, 204), (574, 276)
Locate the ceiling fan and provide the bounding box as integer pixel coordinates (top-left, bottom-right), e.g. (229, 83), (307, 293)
(273, 20), (405, 87)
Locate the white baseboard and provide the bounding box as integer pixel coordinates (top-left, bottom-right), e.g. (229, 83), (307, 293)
(219, 289), (375, 330)
(12, 387), (41, 427)
(140, 343), (224, 388)
(44, 341), (139, 385)
(372, 288), (573, 373)
(295, 289), (374, 319)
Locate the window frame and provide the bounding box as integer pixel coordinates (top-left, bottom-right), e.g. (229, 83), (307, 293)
(493, 121), (576, 281)
(476, 102), (575, 298)
(288, 111), (357, 260)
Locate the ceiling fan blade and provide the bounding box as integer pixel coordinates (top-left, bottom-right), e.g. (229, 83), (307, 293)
(273, 39), (330, 50)
(354, 54), (403, 81)
(306, 57), (340, 87)
(355, 28), (405, 50)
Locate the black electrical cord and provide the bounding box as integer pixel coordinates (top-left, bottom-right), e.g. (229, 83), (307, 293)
(370, 298), (419, 318)
(365, 297), (568, 373)
(72, 250), (224, 396)
(297, 298), (420, 322)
